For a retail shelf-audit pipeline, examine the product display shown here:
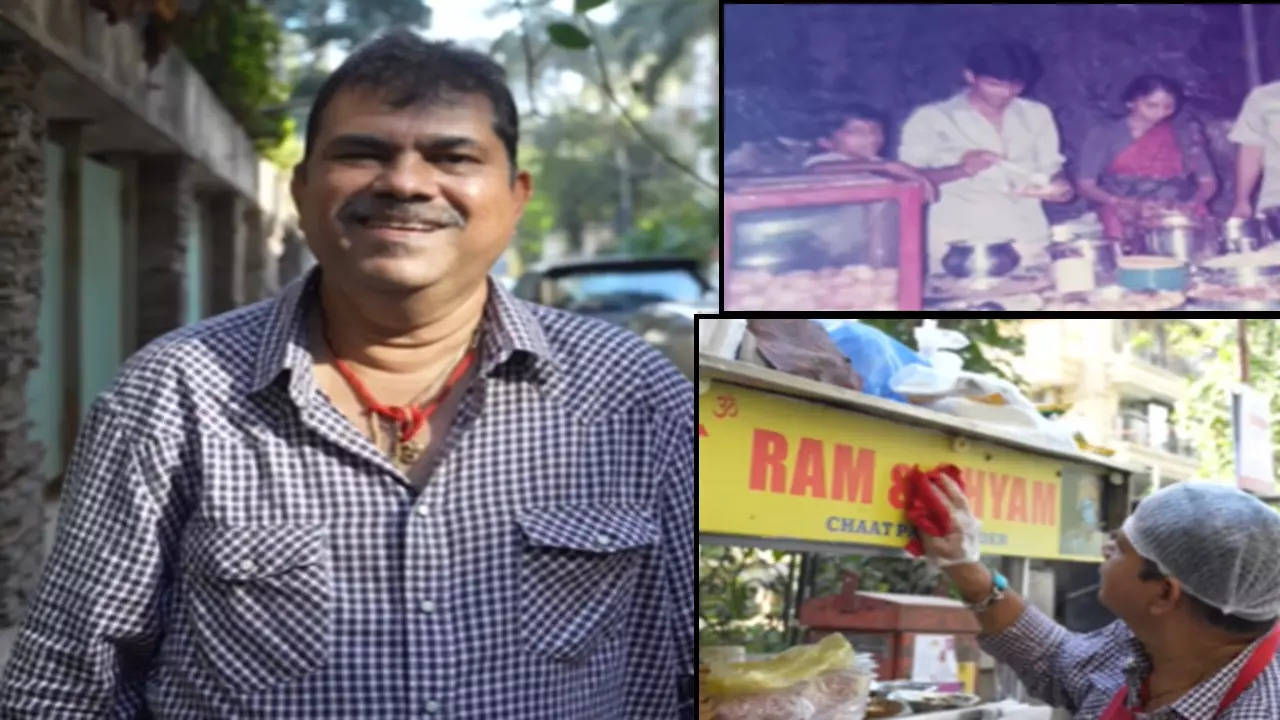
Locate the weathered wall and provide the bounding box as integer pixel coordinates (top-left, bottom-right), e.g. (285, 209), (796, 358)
(725, 4), (1252, 219)
(0, 41), (46, 626)
(0, 0), (260, 201)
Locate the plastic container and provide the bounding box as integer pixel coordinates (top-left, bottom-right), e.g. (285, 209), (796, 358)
(1115, 255), (1188, 291)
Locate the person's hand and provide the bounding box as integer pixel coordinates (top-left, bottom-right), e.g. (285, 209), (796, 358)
(916, 475), (982, 567)
(960, 150), (1002, 177)
(1231, 199), (1254, 219)
(1013, 179), (1072, 202)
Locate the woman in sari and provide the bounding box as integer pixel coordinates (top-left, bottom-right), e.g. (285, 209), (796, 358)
(1077, 75), (1217, 252)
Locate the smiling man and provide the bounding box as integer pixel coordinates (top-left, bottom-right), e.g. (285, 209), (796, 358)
(0, 32), (694, 718)
(908, 479), (1280, 719)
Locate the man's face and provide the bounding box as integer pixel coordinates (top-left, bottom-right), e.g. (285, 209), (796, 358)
(963, 70), (1025, 110)
(292, 87), (532, 297)
(1129, 89), (1177, 126)
(1097, 530), (1167, 623)
(820, 118), (884, 160)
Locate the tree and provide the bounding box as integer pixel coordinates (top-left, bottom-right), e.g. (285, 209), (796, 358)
(1155, 320), (1280, 488)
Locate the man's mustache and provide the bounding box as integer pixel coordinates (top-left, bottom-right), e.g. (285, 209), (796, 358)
(338, 194), (464, 228)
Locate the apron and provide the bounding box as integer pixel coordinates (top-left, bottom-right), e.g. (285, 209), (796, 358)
(1099, 626), (1280, 720)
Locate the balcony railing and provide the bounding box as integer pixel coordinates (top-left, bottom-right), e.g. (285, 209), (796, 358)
(1114, 412), (1197, 458)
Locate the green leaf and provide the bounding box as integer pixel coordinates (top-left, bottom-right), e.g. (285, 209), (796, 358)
(547, 22), (591, 49)
(574, 0), (611, 13)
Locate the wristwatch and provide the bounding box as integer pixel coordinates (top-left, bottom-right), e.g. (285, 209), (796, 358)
(964, 570), (1009, 613)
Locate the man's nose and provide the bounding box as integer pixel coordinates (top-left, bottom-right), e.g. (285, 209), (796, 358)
(373, 153), (440, 200)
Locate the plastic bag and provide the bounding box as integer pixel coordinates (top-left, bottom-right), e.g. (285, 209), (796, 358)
(823, 321), (925, 401)
(705, 634), (871, 720)
(887, 322), (1077, 452)
(703, 633), (854, 698)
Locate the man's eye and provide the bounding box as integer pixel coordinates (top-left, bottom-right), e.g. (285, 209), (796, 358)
(438, 154), (476, 164)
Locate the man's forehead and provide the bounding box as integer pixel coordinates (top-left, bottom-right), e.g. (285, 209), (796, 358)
(319, 86), (498, 140)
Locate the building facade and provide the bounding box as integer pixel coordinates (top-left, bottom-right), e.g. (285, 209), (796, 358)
(0, 0), (302, 632)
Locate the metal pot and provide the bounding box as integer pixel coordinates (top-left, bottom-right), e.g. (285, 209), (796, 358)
(941, 239), (1021, 279)
(1221, 216), (1270, 254)
(1141, 214), (1213, 262)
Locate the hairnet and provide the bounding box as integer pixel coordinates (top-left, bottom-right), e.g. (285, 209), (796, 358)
(1122, 482), (1280, 621)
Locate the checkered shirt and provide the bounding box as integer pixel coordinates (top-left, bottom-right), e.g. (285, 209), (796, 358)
(980, 604), (1280, 719)
(0, 269), (694, 719)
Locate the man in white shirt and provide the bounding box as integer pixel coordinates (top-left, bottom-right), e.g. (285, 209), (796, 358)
(1229, 81), (1280, 220)
(900, 41), (1073, 274)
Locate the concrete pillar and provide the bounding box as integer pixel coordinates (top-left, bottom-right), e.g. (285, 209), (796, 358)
(0, 41), (47, 628)
(135, 155), (193, 347)
(207, 191), (245, 314)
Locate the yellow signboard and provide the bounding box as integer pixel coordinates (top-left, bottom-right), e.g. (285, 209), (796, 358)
(699, 380), (1105, 562)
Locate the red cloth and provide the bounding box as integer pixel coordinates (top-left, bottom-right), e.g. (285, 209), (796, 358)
(1109, 121), (1184, 179)
(903, 464), (965, 558)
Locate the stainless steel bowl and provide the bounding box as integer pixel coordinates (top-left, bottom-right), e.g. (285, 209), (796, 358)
(941, 239), (1021, 279)
(1221, 217), (1270, 253)
(1141, 215), (1214, 262)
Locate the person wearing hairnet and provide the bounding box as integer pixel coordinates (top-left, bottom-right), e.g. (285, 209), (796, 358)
(913, 479), (1280, 719)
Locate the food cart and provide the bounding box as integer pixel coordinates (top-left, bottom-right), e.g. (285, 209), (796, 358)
(724, 172), (926, 312)
(723, 167), (1280, 312)
(698, 353), (1142, 718)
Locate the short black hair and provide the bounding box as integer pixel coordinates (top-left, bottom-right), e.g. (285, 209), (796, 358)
(302, 30), (519, 175)
(813, 104), (887, 142)
(1138, 558), (1276, 638)
(1121, 74), (1184, 110)
(965, 41), (1042, 87)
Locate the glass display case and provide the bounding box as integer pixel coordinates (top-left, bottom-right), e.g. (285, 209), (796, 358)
(723, 173), (925, 310)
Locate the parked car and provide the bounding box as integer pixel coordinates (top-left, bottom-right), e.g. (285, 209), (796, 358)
(513, 257), (713, 378)
(513, 256), (711, 326)
(627, 295), (714, 379)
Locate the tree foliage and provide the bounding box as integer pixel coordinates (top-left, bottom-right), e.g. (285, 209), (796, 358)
(1153, 320), (1280, 488)
(175, 1), (292, 154)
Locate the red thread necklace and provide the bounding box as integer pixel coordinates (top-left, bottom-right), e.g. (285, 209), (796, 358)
(324, 328), (478, 451)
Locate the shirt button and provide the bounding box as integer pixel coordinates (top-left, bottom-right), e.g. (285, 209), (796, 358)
(415, 504), (431, 517)
(420, 600), (436, 614)
(424, 699), (441, 713)
(239, 559), (257, 574)
(595, 534), (612, 547)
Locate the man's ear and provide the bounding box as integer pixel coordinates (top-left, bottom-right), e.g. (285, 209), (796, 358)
(511, 169), (533, 218)
(1149, 577), (1182, 616)
(290, 162), (306, 212)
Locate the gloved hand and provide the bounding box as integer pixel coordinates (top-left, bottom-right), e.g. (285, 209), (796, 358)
(903, 465), (982, 567)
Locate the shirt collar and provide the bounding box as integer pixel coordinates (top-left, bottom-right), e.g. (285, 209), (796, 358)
(250, 266), (559, 405)
(1120, 630), (1273, 718)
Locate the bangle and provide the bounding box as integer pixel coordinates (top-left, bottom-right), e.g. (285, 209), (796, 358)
(964, 570), (1009, 613)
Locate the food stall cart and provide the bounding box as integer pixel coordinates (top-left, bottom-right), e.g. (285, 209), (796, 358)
(724, 167), (1280, 311)
(724, 172), (926, 311)
(698, 353), (1142, 718)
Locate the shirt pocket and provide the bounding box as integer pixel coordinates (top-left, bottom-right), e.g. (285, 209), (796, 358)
(182, 521), (334, 694)
(517, 503), (658, 663)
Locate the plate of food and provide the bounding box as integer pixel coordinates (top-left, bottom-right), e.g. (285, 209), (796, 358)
(865, 697), (913, 718)
(1043, 287), (1184, 312)
(887, 690), (983, 713)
